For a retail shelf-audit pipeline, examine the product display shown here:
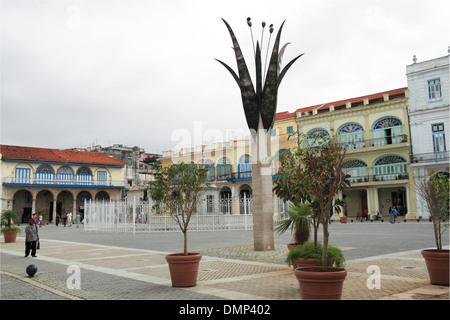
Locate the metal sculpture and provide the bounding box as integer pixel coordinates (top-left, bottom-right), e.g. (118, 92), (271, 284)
(216, 18), (303, 138)
(217, 18), (303, 251)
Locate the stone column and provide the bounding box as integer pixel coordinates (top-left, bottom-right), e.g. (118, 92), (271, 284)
(252, 162), (274, 251)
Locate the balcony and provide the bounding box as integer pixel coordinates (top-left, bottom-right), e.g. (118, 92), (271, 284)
(411, 151), (449, 163)
(2, 177), (125, 188)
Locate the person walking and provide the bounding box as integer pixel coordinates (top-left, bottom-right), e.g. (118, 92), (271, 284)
(76, 212), (81, 228)
(63, 213), (67, 227)
(25, 219), (39, 257)
(392, 206), (399, 223)
(67, 212), (72, 227)
(38, 214), (43, 227)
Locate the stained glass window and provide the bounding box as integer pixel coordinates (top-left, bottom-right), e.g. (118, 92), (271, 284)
(374, 155), (406, 166)
(306, 128), (329, 138)
(373, 117), (402, 130)
(338, 123), (363, 134)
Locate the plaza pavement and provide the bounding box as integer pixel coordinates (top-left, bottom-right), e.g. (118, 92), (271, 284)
(1, 220), (449, 303)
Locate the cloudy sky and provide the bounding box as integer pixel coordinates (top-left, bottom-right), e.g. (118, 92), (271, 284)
(1, 0), (449, 154)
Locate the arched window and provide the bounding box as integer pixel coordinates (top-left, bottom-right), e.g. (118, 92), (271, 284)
(57, 166), (74, 184)
(373, 155), (408, 181)
(306, 128), (329, 147)
(36, 164), (55, 184)
(372, 117), (403, 146)
(76, 167), (93, 185)
(342, 159), (368, 183)
(238, 154), (252, 179)
(338, 123), (365, 149)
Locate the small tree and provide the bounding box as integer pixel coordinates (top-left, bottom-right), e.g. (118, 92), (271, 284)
(274, 132), (348, 270)
(416, 171), (449, 251)
(148, 163), (209, 255)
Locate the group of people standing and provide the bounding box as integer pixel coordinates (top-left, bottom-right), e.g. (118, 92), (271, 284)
(55, 212), (82, 227)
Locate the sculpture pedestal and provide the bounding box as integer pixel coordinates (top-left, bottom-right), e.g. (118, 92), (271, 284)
(252, 162), (274, 251)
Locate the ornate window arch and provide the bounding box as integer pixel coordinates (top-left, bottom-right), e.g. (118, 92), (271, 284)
(338, 123), (363, 134)
(76, 167), (93, 185)
(36, 164), (55, 184)
(306, 128), (329, 139)
(342, 159), (368, 183)
(373, 117), (402, 130)
(57, 166), (74, 184)
(373, 155), (408, 181)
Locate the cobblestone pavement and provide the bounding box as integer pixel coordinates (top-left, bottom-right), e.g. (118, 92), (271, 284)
(1, 220), (449, 303)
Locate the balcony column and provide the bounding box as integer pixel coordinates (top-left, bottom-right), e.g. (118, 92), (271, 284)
(73, 198), (77, 219)
(32, 197), (36, 215)
(372, 187), (379, 219)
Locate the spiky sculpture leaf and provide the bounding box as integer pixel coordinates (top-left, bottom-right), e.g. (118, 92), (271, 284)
(216, 18), (303, 133)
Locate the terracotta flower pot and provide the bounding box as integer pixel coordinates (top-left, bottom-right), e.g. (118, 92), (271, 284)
(294, 266), (347, 299)
(293, 258), (319, 269)
(421, 249), (449, 286)
(2, 230), (19, 243)
(166, 253), (202, 287)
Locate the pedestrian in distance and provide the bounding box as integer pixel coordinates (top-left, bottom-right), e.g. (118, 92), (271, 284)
(25, 219), (39, 257)
(393, 206), (399, 223)
(76, 212), (81, 228)
(389, 206), (393, 224)
(67, 212), (72, 227)
(63, 213), (67, 227)
(38, 214), (43, 227)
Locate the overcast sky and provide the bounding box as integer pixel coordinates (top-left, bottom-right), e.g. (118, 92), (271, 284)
(1, 0), (449, 154)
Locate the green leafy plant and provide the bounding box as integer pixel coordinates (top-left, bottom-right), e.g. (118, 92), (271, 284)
(148, 163), (209, 255)
(274, 203), (312, 245)
(286, 241), (345, 268)
(1, 209), (21, 234)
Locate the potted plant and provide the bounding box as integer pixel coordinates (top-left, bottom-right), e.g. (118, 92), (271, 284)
(1, 209), (21, 243)
(149, 162), (209, 287)
(286, 241), (345, 269)
(416, 171), (449, 286)
(285, 133), (349, 299)
(274, 203), (312, 251)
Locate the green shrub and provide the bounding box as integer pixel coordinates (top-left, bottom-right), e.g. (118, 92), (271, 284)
(286, 241), (345, 268)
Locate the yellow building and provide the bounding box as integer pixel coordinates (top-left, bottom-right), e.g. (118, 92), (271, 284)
(293, 87), (417, 220)
(0, 145), (126, 223)
(161, 87), (417, 220)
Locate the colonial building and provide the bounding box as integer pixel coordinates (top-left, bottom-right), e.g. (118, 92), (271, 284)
(407, 51), (450, 218)
(294, 87), (416, 220)
(161, 87), (418, 220)
(0, 145), (126, 223)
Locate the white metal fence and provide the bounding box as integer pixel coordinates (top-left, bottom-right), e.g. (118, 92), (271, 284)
(83, 197), (290, 233)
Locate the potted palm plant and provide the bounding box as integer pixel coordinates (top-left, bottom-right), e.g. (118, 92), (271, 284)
(416, 171), (449, 286)
(1, 209), (21, 243)
(274, 202), (312, 250)
(149, 162), (209, 287)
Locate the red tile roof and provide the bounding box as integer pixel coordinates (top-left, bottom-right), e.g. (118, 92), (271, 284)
(0, 145), (126, 167)
(275, 87), (408, 120)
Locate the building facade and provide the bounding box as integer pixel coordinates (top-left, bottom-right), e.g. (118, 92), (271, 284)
(0, 145), (126, 223)
(407, 52), (450, 218)
(294, 87), (416, 220)
(161, 87), (418, 220)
